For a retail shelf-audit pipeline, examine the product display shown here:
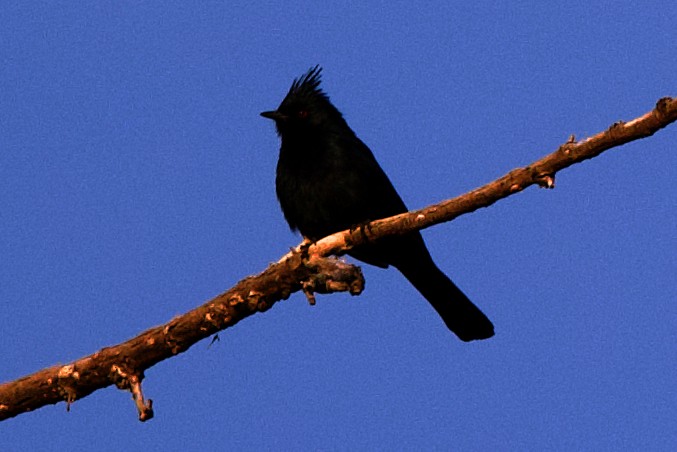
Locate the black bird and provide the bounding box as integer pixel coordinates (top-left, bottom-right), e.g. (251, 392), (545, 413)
(261, 66), (494, 341)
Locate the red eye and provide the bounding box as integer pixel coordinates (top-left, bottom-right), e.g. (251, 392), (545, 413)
(297, 110), (309, 119)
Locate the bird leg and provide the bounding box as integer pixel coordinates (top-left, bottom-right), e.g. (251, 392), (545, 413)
(349, 221), (374, 245)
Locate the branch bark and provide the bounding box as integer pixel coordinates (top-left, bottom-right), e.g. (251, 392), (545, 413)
(1, 97), (675, 422)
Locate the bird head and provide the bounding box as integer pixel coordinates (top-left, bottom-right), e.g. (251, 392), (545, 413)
(261, 65), (345, 136)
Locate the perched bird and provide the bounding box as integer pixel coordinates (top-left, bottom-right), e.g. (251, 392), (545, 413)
(261, 66), (494, 341)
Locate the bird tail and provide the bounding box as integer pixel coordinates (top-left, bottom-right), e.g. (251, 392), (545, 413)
(396, 259), (494, 342)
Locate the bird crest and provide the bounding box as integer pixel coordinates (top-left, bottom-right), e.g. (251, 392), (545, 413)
(285, 65), (330, 104)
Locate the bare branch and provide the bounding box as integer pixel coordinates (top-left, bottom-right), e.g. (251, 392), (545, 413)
(0, 256), (364, 421)
(1, 97), (675, 422)
(303, 97), (677, 258)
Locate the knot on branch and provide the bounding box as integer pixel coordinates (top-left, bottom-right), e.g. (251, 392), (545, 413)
(655, 97), (674, 117)
(556, 134), (578, 157)
(56, 364), (80, 411)
(226, 289), (270, 312)
(300, 256), (365, 305)
(162, 322), (187, 355)
(535, 173), (556, 189)
(110, 364), (154, 422)
(524, 164), (556, 189)
(607, 120), (626, 138)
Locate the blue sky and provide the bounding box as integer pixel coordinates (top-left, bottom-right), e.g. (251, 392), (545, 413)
(1, 1), (675, 450)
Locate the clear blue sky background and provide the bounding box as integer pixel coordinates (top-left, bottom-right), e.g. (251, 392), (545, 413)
(1, 1), (675, 450)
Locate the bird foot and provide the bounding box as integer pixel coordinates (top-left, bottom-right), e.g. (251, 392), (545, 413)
(349, 221), (374, 244)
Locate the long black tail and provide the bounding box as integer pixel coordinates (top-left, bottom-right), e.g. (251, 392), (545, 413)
(395, 258), (494, 342)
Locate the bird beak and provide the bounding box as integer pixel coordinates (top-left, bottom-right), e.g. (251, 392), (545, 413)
(260, 110), (287, 121)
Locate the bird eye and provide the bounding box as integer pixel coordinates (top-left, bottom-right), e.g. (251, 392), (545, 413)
(297, 110), (309, 119)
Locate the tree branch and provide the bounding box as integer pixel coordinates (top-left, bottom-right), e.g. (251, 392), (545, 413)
(1, 97), (675, 422)
(304, 97), (677, 258)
